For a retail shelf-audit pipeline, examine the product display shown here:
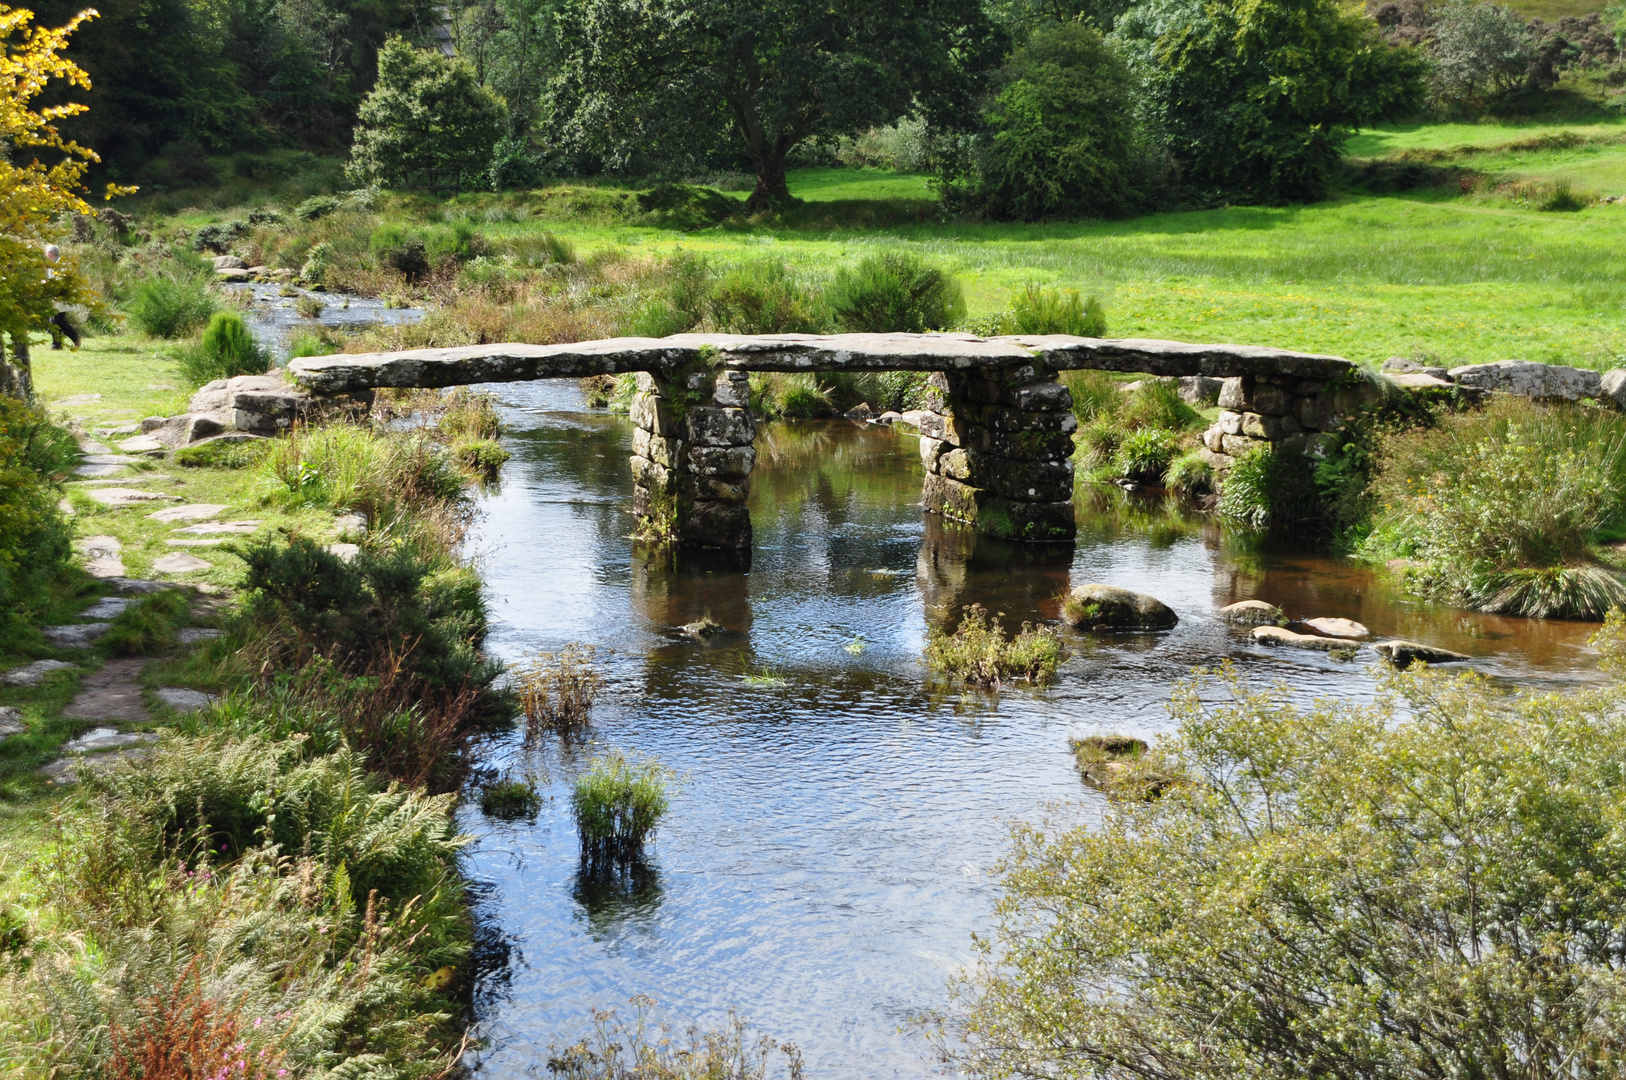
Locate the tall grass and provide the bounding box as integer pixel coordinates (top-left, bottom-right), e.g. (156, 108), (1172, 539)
(126, 267), (219, 339)
(1362, 397), (1626, 617)
(923, 603), (1065, 688)
(262, 423), (471, 532)
(175, 310), (271, 386)
(571, 753), (674, 861)
(515, 644), (602, 741)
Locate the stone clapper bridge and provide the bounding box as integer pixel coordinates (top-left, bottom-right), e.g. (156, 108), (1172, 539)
(288, 332), (1362, 549)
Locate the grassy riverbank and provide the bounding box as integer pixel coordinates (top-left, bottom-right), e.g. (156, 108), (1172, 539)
(0, 343), (503, 1075)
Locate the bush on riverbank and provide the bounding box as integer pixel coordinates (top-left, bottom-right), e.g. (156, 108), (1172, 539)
(924, 603), (1065, 688)
(1360, 397), (1626, 617)
(0, 736), (470, 1078)
(174, 310), (271, 386)
(937, 631), (1626, 1079)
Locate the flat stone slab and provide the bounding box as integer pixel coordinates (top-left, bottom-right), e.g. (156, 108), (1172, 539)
(289, 333), (1358, 393)
(62, 725), (157, 753)
(1, 659), (75, 686)
(152, 553), (212, 574)
(42, 744), (156, 784)
(166, 538), (229, 547)
(0, 706), (24, 738)
(94, 423), (141, 437)
(77, 534), (126, 578)
(86, 487), (182, 507)
(155, 687), (216, 712)
(117, 434), (168, 454)
(1215, 600), (1287, 626)
(44, 623), (112, 648)
(80, 596), (135, 619)
(148, 503), (228, 523)
(1388, 372), (1457, 391)
(1373, 639), (1472, 668)
(62, 658), (150, 721)
(1252, 626), (1360, 652)
(108, 577), (185, 594)
(176, 628), (223, 645)
(78, 438), (110, 453)
(327, 542), (360, 562)
(1448, 360), (1601, 401)
(74, 458), (138, 478)
(173, 519), (261, 535)
(1302, 617), (1371, 640)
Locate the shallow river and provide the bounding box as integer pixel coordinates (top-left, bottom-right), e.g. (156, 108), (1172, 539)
(461, 379), (1604, 1078)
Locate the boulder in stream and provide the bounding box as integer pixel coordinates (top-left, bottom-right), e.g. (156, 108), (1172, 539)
(1302, 616), (1371, 640)
(1064, 585), (1178, 630)
(1372, 639), (1471, 669)
(1252, 626), (1359, 654)
(1215, 600), (1288, 627)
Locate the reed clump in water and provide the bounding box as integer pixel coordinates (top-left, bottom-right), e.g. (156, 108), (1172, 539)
(924, 603), (1065, 688)
(516, 644), (602, 742)
(546, 995), (803, 1080)
(571, 753), (673, 862)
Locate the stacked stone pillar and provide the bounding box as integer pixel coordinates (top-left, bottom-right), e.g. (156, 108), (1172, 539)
(1199, 374), (1357, 477)
(917, 365), (1078, 542)
(630, 369), (757, 548)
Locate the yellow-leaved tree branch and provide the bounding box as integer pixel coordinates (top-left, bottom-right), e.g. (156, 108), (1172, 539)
(0, 4), (131, 398)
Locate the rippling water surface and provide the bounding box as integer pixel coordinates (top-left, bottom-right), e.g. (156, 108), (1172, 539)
(463, 380), (1603, 1078)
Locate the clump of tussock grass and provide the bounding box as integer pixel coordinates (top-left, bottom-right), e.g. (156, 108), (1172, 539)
(571, 753), (674, 862)
(99, 590), (191, 656)
(924, 603), (1065, 688)
(1073, 376), (1205, 488)
(479, 772), (543, 820)
(174, 310), (271, 386)
(516, 644), (602, 742)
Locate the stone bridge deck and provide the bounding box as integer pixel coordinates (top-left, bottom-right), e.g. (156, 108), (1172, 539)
(287, 333), (1360, 550)
(286, 333), (1355, 393)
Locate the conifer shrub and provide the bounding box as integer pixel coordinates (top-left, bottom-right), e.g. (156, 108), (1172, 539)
(176, 310), (270, 386)
(827, 251), (966, 333)
(1005, 283), (1107, 336)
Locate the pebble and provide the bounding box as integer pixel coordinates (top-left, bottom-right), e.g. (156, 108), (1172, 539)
(0, 659), (75, 686)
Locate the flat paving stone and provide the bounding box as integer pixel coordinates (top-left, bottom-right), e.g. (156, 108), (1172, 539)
(44, 623), (112, 648)
(328, 542), (360, 562)
(80, 596), (136, 619)
(86, 487), (182, 507)
(176, 628), (223, 645)
(152, 553), (212, 574)
(155, 687), (216, 712)
(43, 742), (158, 784)
(74, 461), (132, 478)
(1302, 617), (1372, 640)
(118, 435), (167, 454)
(0, 706), (24, 738)
(62, 657), (150, 721)
(76, 474), (175, 486)
(77, 534), (127, 578)
(173, 520), (262, 534)
(78, 439), (111, 453)
(148, 503), (228, 523)
(166, 538), (229, 547)
(108, 578), (185, 594)
(54, 393), (102, 405)
(94, 423), (141, 436)
(0, 659), (75, 686)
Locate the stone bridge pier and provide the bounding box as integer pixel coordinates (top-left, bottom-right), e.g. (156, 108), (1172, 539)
(629, 369), (758, 548)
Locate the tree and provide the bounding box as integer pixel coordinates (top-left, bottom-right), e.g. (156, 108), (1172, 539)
(948, 21), (1141, 220)
(1430, 0), (1537, 99)
(1113, 0), (1425, 203)
(347, 36), (505, 191)
(545, 0), (1007, 211)
(937, 638), (1626, 1080)
(0, 4), (125, 398)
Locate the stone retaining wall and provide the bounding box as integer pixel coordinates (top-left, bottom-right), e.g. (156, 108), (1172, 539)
(629, 370), (757, 548)
(918, 366), (1078, 542)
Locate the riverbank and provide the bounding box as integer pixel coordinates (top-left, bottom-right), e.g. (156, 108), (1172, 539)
(0, 340), (501, 1075)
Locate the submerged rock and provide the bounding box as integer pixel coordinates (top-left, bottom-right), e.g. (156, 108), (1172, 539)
(1252, 626), (1359, 654)
(1064, 584), (1178, 630)
(1215, 600), (1288, 627)
(1372, 639), (1471, 669)
(1071, 734), (1182, 799)
(1302, 616), (1371, 640)
(681, 617), (725, 638)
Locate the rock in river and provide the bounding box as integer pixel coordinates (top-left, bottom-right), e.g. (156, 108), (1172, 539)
(1372, 639), (1471, 669)
(1302, 616), (1371, 640)
(1252, 626), (1359, 653)
(1064, 585), (1178, 630)
(1215, 600), (1288, 627)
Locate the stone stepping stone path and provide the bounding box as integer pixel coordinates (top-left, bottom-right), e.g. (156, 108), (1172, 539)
(44, 624), (111, 648)
(93, 422), (140, 437)
(41, 728), (161, 784)
(77, 534), (126, 578)
(166, 538), (229, 547)
(78, 438), (111, 453)
(155, 687), (216, 712)
(173, 520), (261, 534)
(148, 503), (227, 523)
(177, 628), (223, 645)
(78, 474), (175, 486)
(152, 552), (212, 574)
(62, 657), (149, 721)
(1302, 617), (1371, 640)
(0, 706), (24, 738)
(1, 659), (74, 686)
(117, 434), (167, 454)
(75, 454), (142, 477)
(80, 595), (135, 619)
(86, 487), (182, 507)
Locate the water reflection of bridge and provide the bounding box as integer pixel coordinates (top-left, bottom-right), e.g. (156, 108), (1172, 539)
(291, 332), (1357, 551)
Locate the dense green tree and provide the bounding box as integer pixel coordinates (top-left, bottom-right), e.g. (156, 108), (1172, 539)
(544, 0), (1007, 210)
(946, 22), (1141, 220)
(1113, 0), (1425, 203)
(347, 37), (505, 190)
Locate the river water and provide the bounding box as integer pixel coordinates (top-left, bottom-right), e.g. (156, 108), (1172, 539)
(459, 379), (1604, 1078)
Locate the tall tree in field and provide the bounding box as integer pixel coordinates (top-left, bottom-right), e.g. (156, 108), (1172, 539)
(546, 0), (1006, 210)
(0, 5), (125, 398)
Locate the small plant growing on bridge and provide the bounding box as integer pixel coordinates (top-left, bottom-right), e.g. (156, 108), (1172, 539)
(516, 644), (602, 742)
(571, 753), (673, 861)
(925, 603), (1065, 688)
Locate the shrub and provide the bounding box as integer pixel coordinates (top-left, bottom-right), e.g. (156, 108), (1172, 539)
(286, 330), (332, 359)
(827, 251), (966, 333)
(516, 644), (602, 741)
(457, 438), (509, 480)
(370, 222), (431, 279)
(923, 603), (1065, 688)
(0, 397), (74, 648)
(939, 654), (1626, 1080)
(1362, 398), (1626, 617)
(1005, 283), (1106, 336)
(958, 23), (1141, 220)
(1541, 179), (1588, 211)
(571, 753), (673, 860)
(1112, 426), (1181, 484)
(294, 295), (325, 319)
(190, 220), (246, 253)
(1217, 445), (1323, 531)
(708, 258), (824, 333)
(126, 267), (218, 339)
(1430, 0), (1538, 100)
(100, 590), (190, 656)
(176, 310), (271, 386)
